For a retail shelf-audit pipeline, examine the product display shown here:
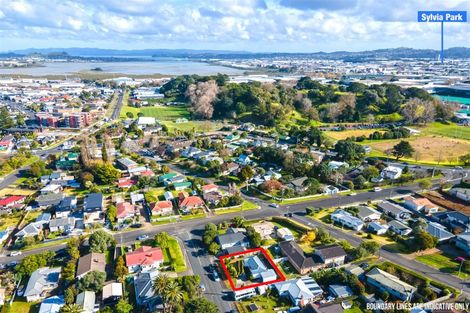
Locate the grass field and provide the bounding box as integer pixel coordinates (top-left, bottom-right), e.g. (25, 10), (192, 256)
(418, 122), (470, 141)
(416, 252), (470, 279)
(214, 200), (258, 215)
(325, 129), (380, 140)
(367, 135), (470, 165)
(11, 300), (40, 313)
(162, 236), (187, 272)
(0, 188), (35, 197)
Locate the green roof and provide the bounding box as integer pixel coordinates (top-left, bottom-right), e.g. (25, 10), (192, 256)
(173, 181), (192, 188)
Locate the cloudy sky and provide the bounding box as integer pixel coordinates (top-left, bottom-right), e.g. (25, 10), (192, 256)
(0, 0), (469, 52)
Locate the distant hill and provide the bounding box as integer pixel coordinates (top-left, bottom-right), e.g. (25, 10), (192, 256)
(5, 47), (470, 60)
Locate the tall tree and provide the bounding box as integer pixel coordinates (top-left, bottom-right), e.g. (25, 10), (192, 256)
(184, 298), (219, 313)
(392, 141), (414, 160)
(114, 255), (128, 282)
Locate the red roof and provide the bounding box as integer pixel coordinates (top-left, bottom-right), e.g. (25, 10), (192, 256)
(116, 202), (135, 218)
(117, 178), (136, 188)
(140, 170), (155, 177)
(151, 201), (173, 213)
(180, 196), (204, 208)
(202, 184), (218, 192)
(125, 246), (163, 266)
(0, 195), (25, 206)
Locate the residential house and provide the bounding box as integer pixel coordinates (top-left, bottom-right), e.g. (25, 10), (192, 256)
(55, 196), (77, 218)
(38, 296), (64, 313)
(329, 285), (353, 298)
(173, 181), (192, 191)
(203, 191), (223, 206)
(450, 187), (470, 202)
(76, 253), (106, 279)
(244, 255), (268, 280)
(221, 162), (239, 175)
(40, 184), (62, 195)
(436, 211), (470, 233)
(130, 193), (145, 205)
(331, 210), (364, 231)
(368, 222), (389, 235)
(202, 184), (219, 194)
(279, 240), (318, 274)
(328, 161), (349, 170)
(181, 147), (202, 158)
(116, 202), (136, 223)
(314, 245), (347, 266)
(310, 150), (325, 164)
(16, 223), (41, 239)
(357, 206), (381, 222)
(276, 228), (295, 241)
(381, 166), (402, 180)
(83, 193), (104, 226)
(217, 232), (250, 250)
(158, 173), (177, 184)
(36, 213), (52, 226)
(288, 177), (309, 193)
(76, 291), (96, 313)
(102, 282), (123, 305)
(251, 221), (276, 240)
(134, 270), (160, 310)
(126, 246), (164, 273)
(49, 217), (75, 233)
(36, 193), (65, 207)
(150, 201), (174, 216)
(233, 288), (257, 301)
(366, 267), (416, 301)
(426, 222), (454, 242)
(456, 232), (470, 255)
(377, 201), (411, 221)
(237, 154), (251, 165)
(0, 195), (25, 209)
(388, 220), (412, 236)
(323, 185), (339, 195)
(179, 196), (204, 214)
(163, 191), (174, 202)
(116, 158), (138, 170)
(24, 267), (61, 302)
(404, 196), (439, 214)
(274, 276), (323, 307)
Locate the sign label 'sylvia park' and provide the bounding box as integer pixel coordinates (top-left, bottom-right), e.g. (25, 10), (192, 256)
(418, 11), (467, 23)
(418, 10), (467, 63)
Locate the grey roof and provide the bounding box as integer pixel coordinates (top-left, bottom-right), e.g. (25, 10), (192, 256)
(426, 222), (454, 241)
(329, 284), (353, 298)
(134, 270), (158, 305)
(57, 196), (76, 211)
(76, 253), (105, 277)
(389, 220), (411, 231)
(366, 267), (416, 295)
(38, 296), (64, 313)
(36, 193), (64, 206)
(49, 217), (75, 229)
(357, 206), (381, 220)
(279, 240), (316, 271)
(274, 277), (317, 305)
(24, 267), (61, 297)
(84, 193), (103, 211)
(314, 245), (347, 260)
(377, 201), (411, 217)
(16, 223), (41, 237)
(217, 232), (249, 247)
(117, 158), (138, 169)
(36, 213), (52, 223)
(76, 291), (96, 312)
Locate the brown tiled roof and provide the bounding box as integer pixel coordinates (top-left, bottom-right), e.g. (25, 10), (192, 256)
(76, 252), (105, 277)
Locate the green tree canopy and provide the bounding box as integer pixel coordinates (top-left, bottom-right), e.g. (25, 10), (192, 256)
(184, 298), (219, 313)
(89, 230), (116, 253)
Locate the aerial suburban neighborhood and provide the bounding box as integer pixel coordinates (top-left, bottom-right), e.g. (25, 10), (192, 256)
(2, 2), (470, 313)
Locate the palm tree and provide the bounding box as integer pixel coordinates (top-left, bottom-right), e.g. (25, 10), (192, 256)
(153, 274), (170, 297)
(59, 304), (82, 313)
(164, 280), (183, 313)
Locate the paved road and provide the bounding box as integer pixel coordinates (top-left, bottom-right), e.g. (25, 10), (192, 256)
(111, 91), (124, 120)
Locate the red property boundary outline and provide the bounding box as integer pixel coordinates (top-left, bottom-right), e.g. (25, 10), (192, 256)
(219, 247), (286, 291)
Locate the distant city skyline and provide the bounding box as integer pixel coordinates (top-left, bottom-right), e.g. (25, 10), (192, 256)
(0, 0), (469, 53)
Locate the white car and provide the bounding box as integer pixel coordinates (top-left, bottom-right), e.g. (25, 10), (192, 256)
(137, 235), (149, 241)
(269, 203), (279, 208)
(373, 187), (382, 192)
(9, 251), (22, 257)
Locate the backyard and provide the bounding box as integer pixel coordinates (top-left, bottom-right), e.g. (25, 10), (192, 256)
(162, 236), (187, 272)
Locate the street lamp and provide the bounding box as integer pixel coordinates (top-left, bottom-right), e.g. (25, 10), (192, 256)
(455, 256), (465, 279)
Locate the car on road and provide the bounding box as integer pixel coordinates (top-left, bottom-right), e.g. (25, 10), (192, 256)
(373, 187), (382, 192)
(9, 251), (22, 257)
(270, 203), (279, 208)
(284, 213), (293, 217)
(455, 166), (463, 170)
(137, 235), (149, 241)
(348, 192), (357, 196)
(8, 261), (18, 267)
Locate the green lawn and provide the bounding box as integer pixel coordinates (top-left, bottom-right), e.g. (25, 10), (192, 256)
(140, 106), (190, 121)
(180, 212), (206, 221)
(214, 200), (258, 215)
(0, 211), (24, 231)
(162, 237), (187, 272)
(416, 252), (470, 279)
(344, 306), (363, 313)
(11, 300), (40, 313)
(419, 122), (470, 141)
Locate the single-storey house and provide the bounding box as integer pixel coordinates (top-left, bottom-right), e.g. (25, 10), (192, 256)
(126, 246), (164, 273)
(217, 232), (250, 250)
(76, 253), (106, 279)
(388, 220), (412, 236)
(150, 201), (174, 216)
(331, 210), (364, 231)
(366, 267), (416, 301)
(279, 240), (317, 275)
(426, 222), (454, 242)
(404, 196), (439, 215)
(314, 245), (347, 266)
(357, 206), (381, 222)
(24, 267), (61, 302)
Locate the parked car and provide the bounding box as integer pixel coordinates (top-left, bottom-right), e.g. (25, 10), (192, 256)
(9, 251), (22, 257)
(270, 203), (279, 208)
(373, 187), (382, 192)
(137, 235), (149, 241)
(213, 270), (220, 282)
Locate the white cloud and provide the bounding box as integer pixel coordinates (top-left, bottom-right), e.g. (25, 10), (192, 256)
(0, 0), (469, 51)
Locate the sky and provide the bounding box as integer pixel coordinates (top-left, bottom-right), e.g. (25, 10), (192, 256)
(0, 0), (469, 53)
